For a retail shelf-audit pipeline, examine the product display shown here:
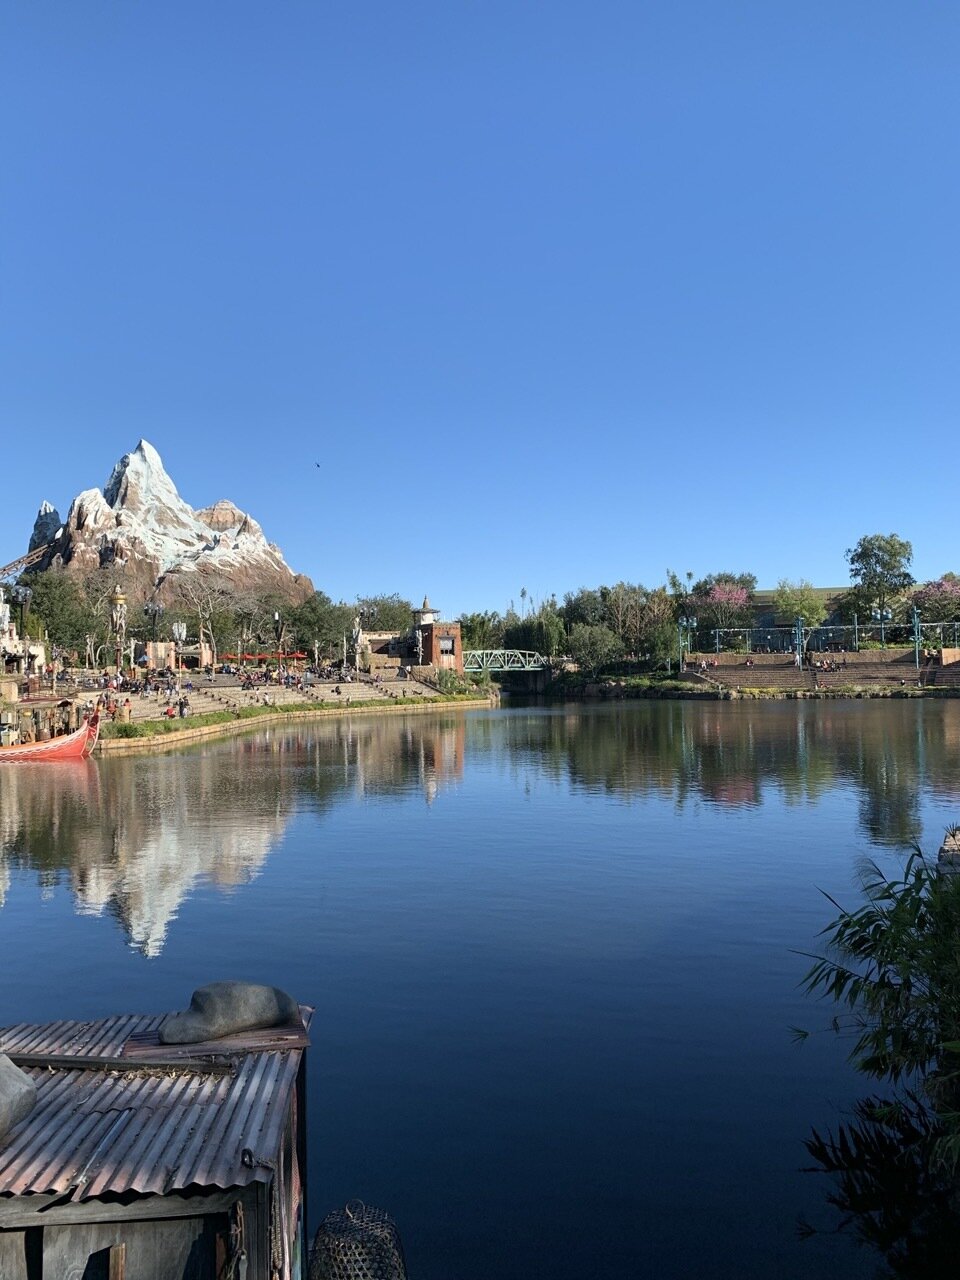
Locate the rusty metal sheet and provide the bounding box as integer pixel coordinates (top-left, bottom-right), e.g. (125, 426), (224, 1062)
(0, 1007), (312, 1200)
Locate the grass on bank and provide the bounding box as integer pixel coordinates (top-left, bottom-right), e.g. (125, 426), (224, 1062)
(98, 692), (487, 739)
(544, 671), (707, 695)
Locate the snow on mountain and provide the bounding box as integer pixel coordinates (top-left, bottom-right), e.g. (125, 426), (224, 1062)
(28, 500), (62, 551)
(30, 440), (312, 601)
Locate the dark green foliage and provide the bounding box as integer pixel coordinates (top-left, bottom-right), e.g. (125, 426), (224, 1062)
(561, 587), (607, 629)
(802, 852), (960, 1090)
(288, 592), (355, 656)
(800, 846), (960, 1269)
(356, 593), (414, 632)
(459, 611), (505, 650)
(17, 570), (101, 651)
(568, 623), (624, 677)
(503, 600), (565, 657)
(846, 533), (915, 616)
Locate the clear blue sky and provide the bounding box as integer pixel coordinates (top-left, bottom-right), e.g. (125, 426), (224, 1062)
(2, 3), (957, 618)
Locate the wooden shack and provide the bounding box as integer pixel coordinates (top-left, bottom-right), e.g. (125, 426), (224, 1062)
(0, 1004), (311, 1279)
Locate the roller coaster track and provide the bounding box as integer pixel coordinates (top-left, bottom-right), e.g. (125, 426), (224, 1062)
(0, 543), (52, 579)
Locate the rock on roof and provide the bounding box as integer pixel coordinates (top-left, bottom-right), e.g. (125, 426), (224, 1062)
(0, 1007), (310, 1201)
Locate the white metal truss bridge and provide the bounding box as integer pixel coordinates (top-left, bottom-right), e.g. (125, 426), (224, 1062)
(463, 649), (549, 672)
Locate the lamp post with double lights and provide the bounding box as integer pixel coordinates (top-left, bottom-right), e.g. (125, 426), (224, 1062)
(871, 606), (893, 648)
(172, 621), (187, 695)
(143, 599), (164, 673)
(676, 615), (697, 668)
(9, 585), (32, 677)
(274, 611), (284, 679)
(912, 605), (921, 670)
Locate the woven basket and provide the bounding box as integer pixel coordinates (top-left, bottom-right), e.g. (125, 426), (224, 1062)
(309, 1200), (408, 1280)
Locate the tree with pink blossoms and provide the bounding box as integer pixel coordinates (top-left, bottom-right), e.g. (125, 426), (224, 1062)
(692, 573), (755, 632)
(910, 576), (960, 623)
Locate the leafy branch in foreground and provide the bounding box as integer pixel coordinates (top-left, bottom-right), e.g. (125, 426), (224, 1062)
(797, 841), (960, 1270)
(800, 848), (960, 1100)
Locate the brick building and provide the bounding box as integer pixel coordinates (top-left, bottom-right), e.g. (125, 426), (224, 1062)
(413, 597), (463, 674)
(362, 596), (463, 677)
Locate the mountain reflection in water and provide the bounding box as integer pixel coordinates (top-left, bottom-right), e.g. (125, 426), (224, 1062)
(0, 714), (465, 955)
(1, 701), (959, 957)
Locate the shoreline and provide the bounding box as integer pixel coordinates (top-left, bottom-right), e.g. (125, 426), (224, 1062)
(92, 683), (960, 756)
(539, 685), (957, 703)
(94, 695), (496, 755)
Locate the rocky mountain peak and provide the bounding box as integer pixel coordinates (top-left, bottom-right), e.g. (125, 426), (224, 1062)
(29, 501), (63, 551)
(103, 439), (192, 522)
(28, 440), (313, 603)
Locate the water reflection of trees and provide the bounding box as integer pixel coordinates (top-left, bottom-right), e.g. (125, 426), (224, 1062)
(0, 715), (465, 955)
(800, 1093), (960, 1276)
(3, 703), (958, 954)
(490, 703), (960, 845)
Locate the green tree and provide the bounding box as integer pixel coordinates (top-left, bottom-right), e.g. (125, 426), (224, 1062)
(561, 587), (606, 629)
(568, 623), (623, 678)
(846, 533), (914, 619)
(15, 570), (99, 652)
(503, 598), (566, 657)
(774, 579), (827, 634)
(459, 611), (505, 650)
(288, 591), (355, 658)
(356, 593), (413, 632)
(632, 585), (675, 666)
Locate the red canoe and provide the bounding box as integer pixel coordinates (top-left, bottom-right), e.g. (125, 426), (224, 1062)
(0, 714), (100, 763)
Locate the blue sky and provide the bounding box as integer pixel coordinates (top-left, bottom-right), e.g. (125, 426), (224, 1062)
(2, 3), (957, 618)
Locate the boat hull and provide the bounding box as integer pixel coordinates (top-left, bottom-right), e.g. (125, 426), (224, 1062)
(0, 715), (99, 763)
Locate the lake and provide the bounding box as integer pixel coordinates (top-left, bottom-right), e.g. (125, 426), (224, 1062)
(2, 699), (957, 1278)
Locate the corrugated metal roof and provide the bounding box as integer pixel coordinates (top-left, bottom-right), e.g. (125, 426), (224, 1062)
(0, 1006), (311, 1201)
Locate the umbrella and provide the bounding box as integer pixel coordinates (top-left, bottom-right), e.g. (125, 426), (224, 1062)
(289, 652), (307, 659)
(242, 653), (256, 661)
(222, 652), (238, 660)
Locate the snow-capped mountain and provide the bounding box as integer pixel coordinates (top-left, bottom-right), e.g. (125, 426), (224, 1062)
(29, 440), (313, 601)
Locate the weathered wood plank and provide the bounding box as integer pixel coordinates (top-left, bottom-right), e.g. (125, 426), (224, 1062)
(42, 1217), (217, 1279)
(0, 1229), (29, 1280)
(108, 1240), (126, 1280)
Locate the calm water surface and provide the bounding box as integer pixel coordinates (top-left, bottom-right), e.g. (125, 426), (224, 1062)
(2, 700), (958, 1278)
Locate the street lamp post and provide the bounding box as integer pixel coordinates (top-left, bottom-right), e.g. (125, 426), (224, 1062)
(172, 621), (186, 695)
(9, 585), (32, 677)
(795, 616), (804, 668)
(912, 605), (921, 670)
(110, 585), (127, 678)
(677, 615), (697, 667)
(143, 600), (164, 671)
(871, 607), (892, 648)
(274, 611), (284, 681)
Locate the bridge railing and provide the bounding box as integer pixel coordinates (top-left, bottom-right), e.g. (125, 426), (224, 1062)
(463, 650), (549, 672)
